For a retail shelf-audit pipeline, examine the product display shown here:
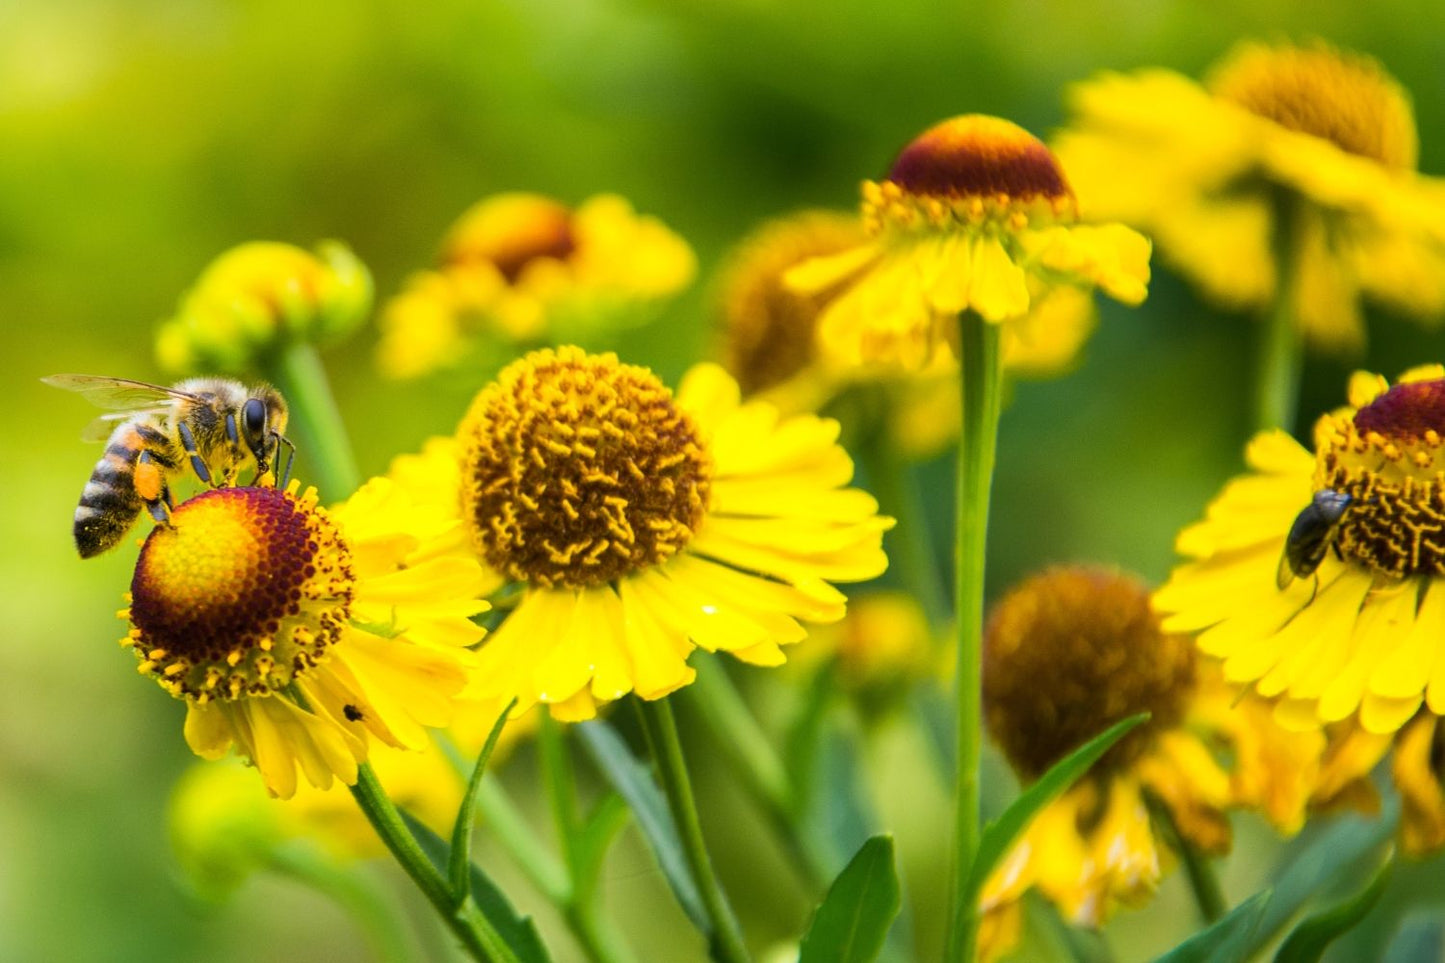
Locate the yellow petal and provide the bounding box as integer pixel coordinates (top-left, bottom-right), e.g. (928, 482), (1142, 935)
(968, 236), (1029, 321)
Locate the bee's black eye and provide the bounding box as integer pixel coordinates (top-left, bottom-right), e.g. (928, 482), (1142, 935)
(243, 399), (266, 439)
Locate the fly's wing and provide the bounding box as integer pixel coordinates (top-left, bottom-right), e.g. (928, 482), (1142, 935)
(1276, 547), (1298, 590)
(41, 374), (202, 411)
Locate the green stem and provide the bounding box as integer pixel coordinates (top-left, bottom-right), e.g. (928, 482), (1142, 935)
(349, 763), (521, 963)
(263, 341), (362, 500)
(474, 776), (570, 903)
(636, 697), (751, 963)
(684, 654), (831, 889)
(269, 843), (415, 963)
(1145, 794), (1226, 924)
(944, 312), (1003, 963)
(1255, 191), (1304, 435)
(562, 902), (637, 963)
(538, 713), (584, 886)
(1032, 893), (1117, 963)
(855, 398), (950, 628)
(437, 734), (636, 963)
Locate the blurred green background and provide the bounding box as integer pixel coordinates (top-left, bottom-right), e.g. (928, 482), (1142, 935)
(6, 1), (1445, 960)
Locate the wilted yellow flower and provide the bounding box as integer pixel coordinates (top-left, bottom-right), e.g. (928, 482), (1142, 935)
(1156, 366), (1445, 735)
(156, 241), (373, 375)
(786, 115), (1148, 370)
(1055, 40), (1445, 352)
(719, 210), (1097, 457)
(121, 478), (489, 798)
(377, 193), (695, 378)
(979, 566), (1310, 957)
(390, 346), (893, 721)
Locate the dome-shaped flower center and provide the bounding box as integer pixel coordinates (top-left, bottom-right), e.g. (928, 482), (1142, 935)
(459, 346), (712, 589)
(721, 211), (867, 395)
(865, 115), (1078, 237)
(444, 194), (577, 283)
(983, 566), (1195, 780)
(1208, 41), (1418, 170)
(124, 485), (355, 702)
(1316, 377), (1445, 577)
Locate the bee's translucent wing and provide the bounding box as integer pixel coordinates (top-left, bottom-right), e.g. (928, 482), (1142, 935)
(77, 411), (168, 443)
(42, 374), (200, 411)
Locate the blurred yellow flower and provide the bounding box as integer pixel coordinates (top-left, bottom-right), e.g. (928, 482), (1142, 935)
(1156, 366), (1445, 735)
(121, 478), (490, 798)
(786, 115), (1148, 370)
(718, 209), (1097, 457)
(377, 193), (695, 378)
(787, 591), (937, 710)
(979, 566), (1310, 957)
(1055, 40), (1445, 352)
(389, 346), (893, 721)
(156, 241), (373, 375)
(1283, 714), (1445, 857)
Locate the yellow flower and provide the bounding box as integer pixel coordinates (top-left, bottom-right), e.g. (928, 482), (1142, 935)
(120, 478), (490, 798)
(786, 591), (938, 714)
(1276, 713), (1445, 856)
(389, 346), (893, 721)
(156, 241), (373, 375)
(1156, 366), (1445, 735)
(719, 209), (1098, 457)
(1055, 40), (1445, 353)
(785, 115), (1149, 370)
(979, 566), (1305, 956)
(169, 743), (463, 889)
(717, 209), (868, 412)
(377, 193), (696, 379)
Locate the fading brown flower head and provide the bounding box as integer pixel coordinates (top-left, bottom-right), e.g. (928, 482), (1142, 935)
(984, 566), (1196, 780)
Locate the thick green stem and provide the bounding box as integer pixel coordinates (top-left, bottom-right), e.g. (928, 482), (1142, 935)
(944, 312), (1003, 963)
(1255, 192), (1304, 435)
(349, 763), (520, 963)
(269, 843), (415, 963)
(636, 697), (751, 963)
(263, 341), (362, 500)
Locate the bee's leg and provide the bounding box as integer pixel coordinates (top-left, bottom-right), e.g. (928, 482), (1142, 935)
(135, 450), (172, 528)
(1332, 543), (1345, 561)
(176, 421), (214, 487)
(1308, 573), (1320, 606)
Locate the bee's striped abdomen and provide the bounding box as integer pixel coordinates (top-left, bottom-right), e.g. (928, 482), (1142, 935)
(73, 421), (179, 558)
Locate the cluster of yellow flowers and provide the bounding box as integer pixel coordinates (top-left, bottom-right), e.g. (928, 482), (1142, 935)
(61, 35), (1445, 963)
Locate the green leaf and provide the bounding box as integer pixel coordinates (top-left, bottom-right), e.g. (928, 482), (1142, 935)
(798, 835), (902, 963)
(1252, 799), (1399, 950)
(400, 810), (553, 963)
(1384, 917), (1444, 963)
(1273, 853), (1394, 963)
(963, 714), (1149, 900)
(572, 793), (632, 906)
(450, 699), (517, 903)
(575, 719), (709, 932)
(1152, 890), (1272, 963)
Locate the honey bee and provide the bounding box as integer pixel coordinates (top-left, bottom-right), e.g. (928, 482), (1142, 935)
(43, 375), (294, 558)
(1276, 489), (1353, 590)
